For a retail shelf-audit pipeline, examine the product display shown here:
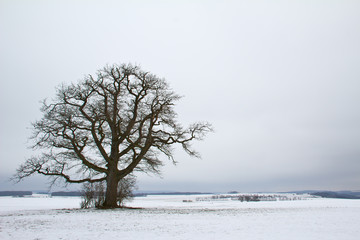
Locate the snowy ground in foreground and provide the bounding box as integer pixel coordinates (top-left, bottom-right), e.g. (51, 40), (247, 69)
(1, 194), (360, 240)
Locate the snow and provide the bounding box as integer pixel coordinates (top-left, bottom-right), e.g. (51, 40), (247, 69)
(1, 194), (360, 240)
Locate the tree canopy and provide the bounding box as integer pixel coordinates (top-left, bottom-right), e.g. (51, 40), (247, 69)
(15, 63), (212, 208)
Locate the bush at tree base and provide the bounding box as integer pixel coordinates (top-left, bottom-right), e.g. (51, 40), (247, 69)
(81, 176), (137, 209)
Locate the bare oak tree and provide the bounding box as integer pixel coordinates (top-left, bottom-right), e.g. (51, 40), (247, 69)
(14, 64), (212, 208)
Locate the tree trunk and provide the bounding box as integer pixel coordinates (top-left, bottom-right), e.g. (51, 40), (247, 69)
(103, 172), (119, 208)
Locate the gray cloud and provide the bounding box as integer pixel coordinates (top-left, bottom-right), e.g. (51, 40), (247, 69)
(1, 0), (359, 192)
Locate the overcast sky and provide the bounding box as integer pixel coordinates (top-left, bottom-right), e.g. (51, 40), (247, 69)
(1, 0), (360, 192)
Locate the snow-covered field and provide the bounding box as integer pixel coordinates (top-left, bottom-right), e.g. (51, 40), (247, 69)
(1, 194), (359, 240)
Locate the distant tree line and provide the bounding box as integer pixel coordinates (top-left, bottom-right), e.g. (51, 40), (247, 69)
(51, 191), (82, 197)
(196, 194), (312, 202)
(0, 191), (32, 197)
(311, 191), (360, 199)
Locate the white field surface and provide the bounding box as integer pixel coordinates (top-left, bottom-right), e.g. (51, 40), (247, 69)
(0, 194), (360, 240)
